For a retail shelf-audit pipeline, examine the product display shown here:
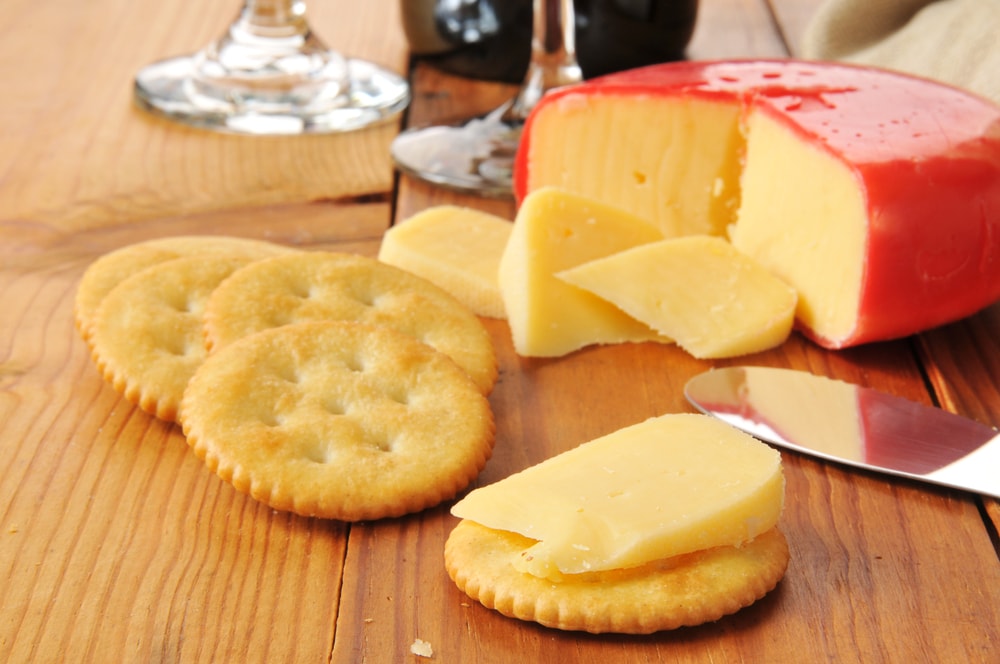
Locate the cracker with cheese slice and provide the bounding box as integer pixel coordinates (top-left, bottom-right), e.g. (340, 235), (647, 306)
(445, 413), (790, 633)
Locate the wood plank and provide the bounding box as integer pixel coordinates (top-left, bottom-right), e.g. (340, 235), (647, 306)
(331, 328), (1000, 662)
(365, 1), (1000, 660)
(393, 63), (521, 219)
(0, 0), (406, 235)
(2, 0), (997, 662)
(0, 0), (408, 658)
(916, 302), (1000, 541)
(0, 207), (388, 663)
(402, 64), (520, 129)
(917, 302), (1000, 433)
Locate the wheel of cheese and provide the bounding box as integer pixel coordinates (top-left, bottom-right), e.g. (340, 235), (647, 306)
(513, 59), (1000, 349)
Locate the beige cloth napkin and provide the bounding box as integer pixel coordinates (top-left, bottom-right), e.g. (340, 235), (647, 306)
(802, 0), (1000, 104)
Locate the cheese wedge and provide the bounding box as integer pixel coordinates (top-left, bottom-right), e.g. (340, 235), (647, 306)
(497, 187), (669, 357)
(556, 236), (797, 358)
(378, 206), (511, 319)
(451, 413), (784, 579)
(515, 59), (1000, 348)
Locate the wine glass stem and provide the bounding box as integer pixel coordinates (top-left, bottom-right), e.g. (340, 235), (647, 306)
(237, 0), (309, 36)
(510, 0), (583, 120)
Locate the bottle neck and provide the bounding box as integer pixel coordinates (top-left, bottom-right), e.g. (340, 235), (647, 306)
(510, 0), (582, 119)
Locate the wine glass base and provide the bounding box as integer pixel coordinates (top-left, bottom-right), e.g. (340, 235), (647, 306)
(390, 103), (521, 198)
(134, 55), (410, 135)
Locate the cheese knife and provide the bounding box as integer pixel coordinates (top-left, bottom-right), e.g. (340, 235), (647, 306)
(684, 366), (999, 499)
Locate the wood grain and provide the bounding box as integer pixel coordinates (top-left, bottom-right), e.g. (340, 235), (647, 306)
(0, 213), (388, 663)
(0, 0), (407, 236)
(332, 333), (1000, 663)
(2, 0), (999, 662)
(916, 302), (1000, 537)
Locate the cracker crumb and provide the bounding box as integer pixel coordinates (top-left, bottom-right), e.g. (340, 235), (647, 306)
(409, 638), (433, 658)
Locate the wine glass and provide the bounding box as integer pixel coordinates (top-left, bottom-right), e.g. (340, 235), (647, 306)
(133, 0), (410, 135)
(390, 0), (582, 198)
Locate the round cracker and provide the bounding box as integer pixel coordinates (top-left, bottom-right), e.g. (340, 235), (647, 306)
(75, 235), (294, 342)
(89, 254), (258, 422)
(180, 320), (496, 521)
(445, 520), (789, 634)
(202, 251), (498, 395)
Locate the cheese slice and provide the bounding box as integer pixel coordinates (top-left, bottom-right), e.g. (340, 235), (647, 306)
(515, 59), (1000, 349)
(451, 413), (784, 579)
(497, 187), (669, 357)
(556, 236), (798, 358)
(378, 206), (511, 319)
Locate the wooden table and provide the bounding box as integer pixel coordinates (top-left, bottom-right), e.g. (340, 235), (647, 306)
(2, 1), (998, 662)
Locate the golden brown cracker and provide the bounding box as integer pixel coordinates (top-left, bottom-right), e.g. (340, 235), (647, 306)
(89, 254), (257, 422)
(203, 251), (497, 394)
(75, 235), (293, 342)
(445, 520), (789, 634)
(180, 320), (496, 521)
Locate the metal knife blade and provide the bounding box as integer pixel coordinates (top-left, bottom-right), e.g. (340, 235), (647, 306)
(684, 366), (999, 499)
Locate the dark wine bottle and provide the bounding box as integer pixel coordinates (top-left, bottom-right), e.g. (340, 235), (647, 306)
(402, 0), (699, 83)
(575, 0), (699, 77)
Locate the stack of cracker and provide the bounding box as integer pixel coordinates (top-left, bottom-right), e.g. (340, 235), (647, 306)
(76, 236), (496, 521)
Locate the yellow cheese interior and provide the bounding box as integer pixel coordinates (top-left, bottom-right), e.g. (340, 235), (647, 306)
(378, 205), (511, 319)
(525, 95), (744, 238)
(451, 413), (784, 579)
(497, 187), (670, 357)
(730, 112), (866, 343)
(556, 236), (798, 358)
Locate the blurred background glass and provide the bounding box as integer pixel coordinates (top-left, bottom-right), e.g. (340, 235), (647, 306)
(134, 0), (410, 135)
(402, 0), (699, 83)
(392, 0), (698, 197)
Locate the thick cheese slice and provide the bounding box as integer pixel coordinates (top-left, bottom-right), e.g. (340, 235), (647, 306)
(556, 236), (797, 358)
(451, 413), (784, 579)
(378, 206), (511, 319)
(515, 59), (1000, 348)
(497, 187), (669, 357)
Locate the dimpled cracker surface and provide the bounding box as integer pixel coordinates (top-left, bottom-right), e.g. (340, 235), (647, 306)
(445, 521), (789, 634)
(74, 235), (294, 342)
(203, 251), (498, 394)
(180, 320), (496, 521)
(89, 255), (258, 422)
